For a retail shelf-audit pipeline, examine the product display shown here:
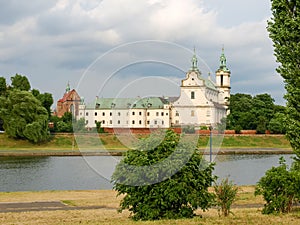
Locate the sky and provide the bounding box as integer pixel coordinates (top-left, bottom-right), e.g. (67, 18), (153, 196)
(0, 0), (286, 107)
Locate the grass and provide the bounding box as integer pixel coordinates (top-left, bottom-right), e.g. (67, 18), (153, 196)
(0, 133), (292, 153)
(0, 187), (299, 225)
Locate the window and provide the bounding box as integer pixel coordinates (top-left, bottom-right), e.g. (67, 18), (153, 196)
(118, 112), (121, 116)
(161, 112), (164, 116)
(147, 112), (150, 116)
(221, 75), (224, 86)
(154, 120), (157, 125)
(139, 120), (142, 125)
(132, 120), (135, 124)
(102, 112), (105, 116)
(191, 110), (195, 117)
(86, 120), (88, 124)
(139, 112), (142, 116)
(147, 120), (150, 124)
(206, 110), (211, 117)
(86, 112), (89, 116)
(156, 112), (159, 116)
(175, 120), (179, 124)
(162, 120), (164, 125)
(95, 112), (97, 116)
(117, 120), (120, 124)
(166, 113), (168, 116)
(191, 91), (195, 99)
(175, 111), (179, 116)
(102, 120), (105, 124)
(110, 112), (112, 116)
(80, 112), (82, 116)
(132, 112), (135, 116)
(110, 120), (112, 124)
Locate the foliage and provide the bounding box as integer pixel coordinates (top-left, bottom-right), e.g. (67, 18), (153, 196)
(0, 77), (6, 96)
(268, 112), (287, 134)
(213, 178), (238, 217)
(10, 74), (31, 91)
(0, 90), (49, 143)
(112, 130), (215, 221)
(96, 121), (104, 133)
(182, 125), (195, 134)
(255, 157), (300, 214)
(32, 89), (53, 118)
(267, 0), (300, 157)
(226, 93), (284, 132)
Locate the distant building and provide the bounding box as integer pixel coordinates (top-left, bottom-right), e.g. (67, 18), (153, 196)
(56, 82), (81, 118)
(77, 48), (231, 129)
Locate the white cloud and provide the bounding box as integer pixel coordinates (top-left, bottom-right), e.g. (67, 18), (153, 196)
(0, 0), (285, 106)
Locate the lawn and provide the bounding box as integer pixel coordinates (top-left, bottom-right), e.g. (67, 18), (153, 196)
(0, 187), (299, 225)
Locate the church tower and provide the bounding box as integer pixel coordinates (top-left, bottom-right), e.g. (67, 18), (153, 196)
(216, 47), (231, 109)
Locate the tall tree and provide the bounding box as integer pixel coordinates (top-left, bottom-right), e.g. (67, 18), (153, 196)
(32, 89), (53, 118)
(0, 90), (49, 143)
(267, 0), (300, 157)
(0, 77), (6, 96)
(10, 74), (31, 91)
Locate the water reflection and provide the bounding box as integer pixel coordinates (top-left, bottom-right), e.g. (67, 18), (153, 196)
(214, 154), (294, 185)
(0, 154), (295, 191)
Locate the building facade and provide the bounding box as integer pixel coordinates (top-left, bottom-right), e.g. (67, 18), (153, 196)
(77, 49), (231, 129)
(56, 82), (81, 118)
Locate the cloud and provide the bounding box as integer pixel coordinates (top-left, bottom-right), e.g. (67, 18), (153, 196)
(0, 0), (285, 106)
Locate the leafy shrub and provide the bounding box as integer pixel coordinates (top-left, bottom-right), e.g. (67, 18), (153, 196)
(234, 125), (242, 134)
(255, 157), (300, 214)
(213, 178), (238, 217)
(112, 130), (215, 220)
(182, 125), (195, 134)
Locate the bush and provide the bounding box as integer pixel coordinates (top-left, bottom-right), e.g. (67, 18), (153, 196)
(255, 157), (300, 214)
(112, 130), (215, 220)
(213, 178), (238, 217)
(234, 125), (242, 134)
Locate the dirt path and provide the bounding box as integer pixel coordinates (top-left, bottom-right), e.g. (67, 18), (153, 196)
(0, 201), (265, 213)
(0, 201), (116, 213)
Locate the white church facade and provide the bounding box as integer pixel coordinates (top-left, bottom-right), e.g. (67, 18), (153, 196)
(77, 49), (231, 129)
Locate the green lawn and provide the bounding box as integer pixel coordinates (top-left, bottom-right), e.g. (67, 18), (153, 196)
(0, 133), (292, 153)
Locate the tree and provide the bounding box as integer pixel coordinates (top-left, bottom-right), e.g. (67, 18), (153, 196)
(0, 77), (6, 96)
(112, 130), (215, 220)
(268, 112), (286, 134)
(255, 157), (300, 214)
(32, 89), (53, 118)
(10, 74), (31, 91)
(267, 0), (300, 157)
(0, 90), (49, 143)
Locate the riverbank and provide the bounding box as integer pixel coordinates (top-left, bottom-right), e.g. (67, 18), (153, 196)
(0, 188), (299, 225)
(0, 133), (293, 156)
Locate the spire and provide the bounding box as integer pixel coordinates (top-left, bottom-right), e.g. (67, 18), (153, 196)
(190, 47), (199, 71)
(66, 81), (70, 93)
(219, 46), (229, 72)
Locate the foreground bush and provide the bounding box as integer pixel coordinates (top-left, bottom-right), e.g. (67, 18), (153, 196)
(112, 130), (215, 220)
(255, 157), (300, 214)
(214, 178), (238, 217)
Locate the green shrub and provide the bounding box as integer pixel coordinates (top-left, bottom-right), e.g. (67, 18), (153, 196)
(255, 157), (300, 214)
(112, 130), (215, 221)
(213, 178), (238, 217)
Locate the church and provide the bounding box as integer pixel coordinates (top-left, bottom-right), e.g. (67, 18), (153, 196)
(76, 48), (231, 130)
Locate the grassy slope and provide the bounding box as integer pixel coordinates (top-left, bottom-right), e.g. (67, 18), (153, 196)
(0, 187), (299, 225)
(0, 133), (292, 152)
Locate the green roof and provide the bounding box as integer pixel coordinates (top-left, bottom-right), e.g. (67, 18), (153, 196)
(85, 97), (169, 109)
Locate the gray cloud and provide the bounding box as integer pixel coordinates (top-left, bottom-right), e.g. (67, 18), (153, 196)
(0, 0), (285, 107)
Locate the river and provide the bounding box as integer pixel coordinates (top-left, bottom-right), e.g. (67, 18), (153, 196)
(0, 154), (295, 192)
